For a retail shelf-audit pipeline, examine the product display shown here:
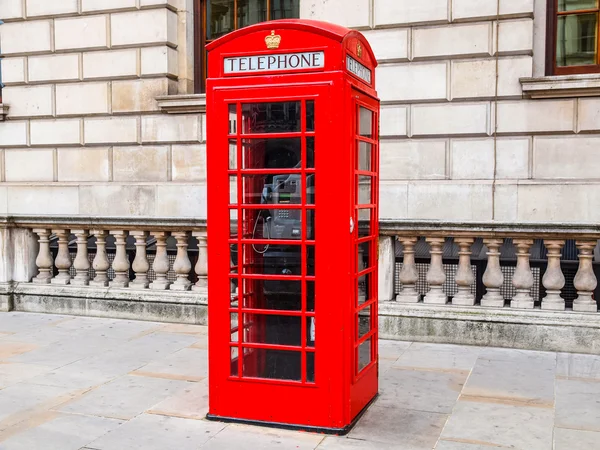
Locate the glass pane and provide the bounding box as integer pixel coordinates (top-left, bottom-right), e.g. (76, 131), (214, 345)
(271, 0), (299, 19)
(358, 338), (372, 372)
(358, 141), (372, 171)
(230, 243), (238, 271)
(358, 305), (371, 339)
(358, 241), (372, 272)
(359, 107), (373, 138)
(243, 349), (301, 381)
(229, 104), (237, 134)
(229, 176), (238, 205)
(358, 209), (372, 238)
(358, 273), (371, 305)
(242, 138), (301, 170)
(243, 313), (301, 346)
(231, 313), (239, 342)
(306, 245), (315, 276)
(306, 351), (315, 382)
(238, 208), (304, 241)
(306, 280), (315, 312)
(208, 0), (234, 40)
(558, 0), (598, 12)
(358, 176), (372, 205)
(231, 346), (239, 376)
(241, 278), (302, 309)
(241, 244), (302, 276)
(306, 174), (315, 205)
(306, 100), (315, 132)
(306, 137), (315, 168)
(242, 102), (301, 134)
(307, 209), (315, 240)
(238, 0), (267, 28)
(307, 317), (315, 347)
(557, 13), (598, 66)
(229, 140), (237, 169)
(242, 173), (304, 207)
(229, 210), (238, 238)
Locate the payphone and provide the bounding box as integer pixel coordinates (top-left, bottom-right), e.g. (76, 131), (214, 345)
(206, 19), (380, 433)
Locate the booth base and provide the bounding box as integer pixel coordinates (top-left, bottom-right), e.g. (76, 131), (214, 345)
(206, 394), (379, 436)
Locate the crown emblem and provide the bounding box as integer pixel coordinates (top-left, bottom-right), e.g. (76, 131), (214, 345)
(265, 30), (281, 49)
(357, 42), (363, 58)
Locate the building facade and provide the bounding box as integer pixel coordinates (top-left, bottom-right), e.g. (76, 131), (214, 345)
(1, 0), (600, 353)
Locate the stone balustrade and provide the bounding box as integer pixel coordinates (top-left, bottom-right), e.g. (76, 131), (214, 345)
(380, 221), (600, 313)
(0, 216), (208, 322)
(29, 227), (207, 292)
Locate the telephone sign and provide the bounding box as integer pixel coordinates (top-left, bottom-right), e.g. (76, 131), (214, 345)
(205, 19), (380, 434)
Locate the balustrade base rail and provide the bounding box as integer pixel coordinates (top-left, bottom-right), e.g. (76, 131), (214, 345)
(6, 283), (208, 324)
(379, 302), (600, 355)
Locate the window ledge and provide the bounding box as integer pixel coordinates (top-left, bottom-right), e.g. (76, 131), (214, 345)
(156, 94), (206, 114)
(521, 74), (600, 99)
(0, 104), (9, 121)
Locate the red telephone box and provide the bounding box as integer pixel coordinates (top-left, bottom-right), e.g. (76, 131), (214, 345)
(205, 19), (380, 434)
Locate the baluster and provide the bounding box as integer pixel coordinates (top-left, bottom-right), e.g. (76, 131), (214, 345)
(511, 239), (534, 309)
(110, 230), (130, 288)
(51, 229), (72, 285)
(573, 240), (598, 312)
(424, 237), (447, 304)
(131, 231), (150, 289)
(90, 230), (110, 287)
(396, 236), (419, 303)
(453, 238), (475, 306)
(150, 231), (171, 290)
(172, 232), (192, 291)
(32, 229), (53, 284)
(192, 231), (208, 291)
(541, 240), (566, 311)
(481, 239), (505, 307)
(71, 230), (90, 286)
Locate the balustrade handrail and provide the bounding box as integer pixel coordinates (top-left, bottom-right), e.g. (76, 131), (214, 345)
(379, 219), (600, 239)
(0, 215), (207, 231)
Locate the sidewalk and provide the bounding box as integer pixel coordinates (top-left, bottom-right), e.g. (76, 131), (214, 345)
(0, 312), (598, 450)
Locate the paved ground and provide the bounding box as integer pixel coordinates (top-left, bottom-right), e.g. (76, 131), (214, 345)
(0, 313), (599, 450)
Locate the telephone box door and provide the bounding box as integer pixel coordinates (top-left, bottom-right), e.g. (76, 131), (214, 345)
(209, 82), (352, 428)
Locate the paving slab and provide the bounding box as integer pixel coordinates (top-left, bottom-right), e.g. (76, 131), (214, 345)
(147, 378), (209, 420)
(554, 427), (600, 450)
(440, 399), (554, 449)
(462, 351), (556, 407)
(349, 404), (447, 449)
(392, 342), (480, 373)
(555, 378), (600, 432)
(199, 423), (324, 450)
(557, 352), (600, 380)
(0, 413), (122, 450)
(377, 340), (411, 360)
(0, 342), (40, 360)
(132, 347), (208, 382)
(378, 367), (466, 414)
(0, 361), (55, 389)
(0, 313), (69, 333)
(434, 440), (505, 449)
(317, 436), (399, 449)
(57, 375), (191, 420)
(0, 382), (80, 430)
(86, 413), (224, 450)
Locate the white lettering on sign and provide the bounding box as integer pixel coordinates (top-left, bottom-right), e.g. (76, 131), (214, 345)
(346, 55), (372, 84)
(224, 51), (325, 74)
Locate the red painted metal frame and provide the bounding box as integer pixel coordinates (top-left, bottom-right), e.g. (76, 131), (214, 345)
(206, 19), (379, 433)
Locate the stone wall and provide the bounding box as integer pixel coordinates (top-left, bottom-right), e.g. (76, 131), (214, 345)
(0, 0), (204, 218)
(303, 0), (600, 224)
(0, 0), (598, 223)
